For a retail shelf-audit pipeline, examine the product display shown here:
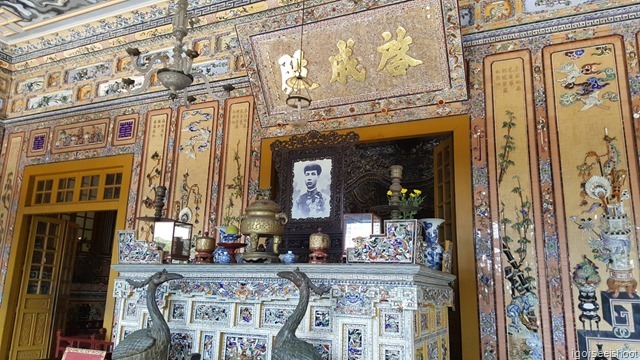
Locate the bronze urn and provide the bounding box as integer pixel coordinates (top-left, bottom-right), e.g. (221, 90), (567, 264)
(240, 195), (288, 262)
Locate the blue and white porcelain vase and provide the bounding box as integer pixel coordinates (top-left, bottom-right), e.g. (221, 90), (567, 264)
(213, 247), (231, 264)
(418, 218), (445, 270)
(283, 251), (296, 264)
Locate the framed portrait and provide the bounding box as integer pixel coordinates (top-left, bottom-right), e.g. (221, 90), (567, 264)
(291, 158), (333, 220)
(271, 130), (359, 235)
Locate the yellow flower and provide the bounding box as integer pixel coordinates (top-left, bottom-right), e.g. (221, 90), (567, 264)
(414, 189), (422, 195)
(387, 190), (392, 196)
(410, 193), (416, 198)
(401, 188), (408, 194)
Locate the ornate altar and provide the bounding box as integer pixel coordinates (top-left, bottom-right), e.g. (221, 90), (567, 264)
(112, 264), (455, 359)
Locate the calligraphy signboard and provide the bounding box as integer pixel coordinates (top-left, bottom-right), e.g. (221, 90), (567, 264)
(237, 0), (466, 127)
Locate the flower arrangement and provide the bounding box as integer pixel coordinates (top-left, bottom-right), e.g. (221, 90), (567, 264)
(387, 188), (426, 219)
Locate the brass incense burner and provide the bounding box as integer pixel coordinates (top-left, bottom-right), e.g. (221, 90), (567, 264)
(240, 193), (288, 263)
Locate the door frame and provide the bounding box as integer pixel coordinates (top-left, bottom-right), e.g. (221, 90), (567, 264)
(260, 115), (480, 359)
(0, 154), (133, 359)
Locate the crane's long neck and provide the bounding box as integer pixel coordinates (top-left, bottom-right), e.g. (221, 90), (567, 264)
(147, 283), (169, 334)
(284, 280), (310, 332)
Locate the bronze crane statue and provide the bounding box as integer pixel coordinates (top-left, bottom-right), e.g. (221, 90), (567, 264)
(272, 268), (330, 360)
(112, 270), (183, 360)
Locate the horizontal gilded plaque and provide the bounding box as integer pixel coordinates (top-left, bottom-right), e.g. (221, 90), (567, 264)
(237, 0), (466, 127)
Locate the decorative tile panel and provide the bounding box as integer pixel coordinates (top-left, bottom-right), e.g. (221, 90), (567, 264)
(236, 304), (256, 327)
(484, 50), (545, 358)
(112, 114), (138, 146)
(136, 108), (171, 240)
(381, 344), (405, 360)
(170, 101), (218, 234)
(51, 117), (109, 154)
(16, 77), (44, 94)
(26, 128), (49, 157)
(201, 332), (218, 360)
(380, 309), (402, 336)
(169, 300), (187, 323)
(217, 96), (254, 227)
(27, 90), (72, 111)
(169, 330), (194, 360)
(221, 333), (268, 359)
(0, 132), (24, 303)
(261, 305), (294, 328)
(311, 306), (332, 331)
(307, 339), (332, 359)
(192, 302), (230, 325)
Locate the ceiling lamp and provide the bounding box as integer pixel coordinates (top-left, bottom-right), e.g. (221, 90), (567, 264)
(122, 0), (213, 106)
(285, 1), (315, 128)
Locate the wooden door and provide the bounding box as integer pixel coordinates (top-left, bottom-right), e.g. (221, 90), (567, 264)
(433, 136), (462, 359)
(10, 216), (70, 359)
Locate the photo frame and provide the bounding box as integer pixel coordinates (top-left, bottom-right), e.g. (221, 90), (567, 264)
(271, 130), (359, 235)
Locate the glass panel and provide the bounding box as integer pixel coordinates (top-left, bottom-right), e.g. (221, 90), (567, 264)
(116, 173), (122, 184)
(68, 178), (75, 188)
(29, 266), (40, 279)
(43, 253), (54, 265)
(48, 223), (58, 236)
(58, 178), (66, 189)
(56, 192), (65, 202)
(46, 237), (56, 250)
(31, 251), (42, 263)
(41, 266), (52, 279)
(85, 218), (93, 229)
(34, 236), (44, 249)
(39, 281), (50, 294)
(91, 175), (99, 186)
(66, 192), (73, 202)
(43, 193), (51, 203)
(82, 176), (91, 187)
(104, 188), (113, 199)
(36, 221), (47, 235)
(37, 181), (45, 191)
(45, 180), (53, 191)
(114, 187), (121, 199)
(27, 281), (39, 294)
(80, 189), (89, 200)
(35, 193), (43, 204)
(90, 189), (98, 200)
(106, 173), (115, 185)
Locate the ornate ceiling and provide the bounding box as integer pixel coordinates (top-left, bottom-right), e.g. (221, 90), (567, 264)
(0, 0), (163, 44)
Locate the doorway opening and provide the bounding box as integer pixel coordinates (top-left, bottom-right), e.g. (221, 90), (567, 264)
(57, 210), (117, 337)
(1, 155), (132, 360)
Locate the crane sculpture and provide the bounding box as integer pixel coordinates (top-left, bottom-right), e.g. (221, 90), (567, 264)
(272, 268), (331, 360)
(112, 270), (183, 360)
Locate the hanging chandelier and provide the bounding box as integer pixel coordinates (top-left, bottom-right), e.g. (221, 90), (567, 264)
(285, 1), (315, 128)
(121, 0), (213, 106)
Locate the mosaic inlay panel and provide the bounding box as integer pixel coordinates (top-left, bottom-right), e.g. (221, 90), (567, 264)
(51, 117), (109, 154)
(169, 301), (187, 323)
(201, 332), (217, 360)
(221, 333), (268, 359)
(311, 306), (332, 331)
(261, 305), (294, 328)
(27, 128), (48, 157)
(169, 330), (194, 360)
(236, 304), (256, 327)
(192, 302), (229, 325)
